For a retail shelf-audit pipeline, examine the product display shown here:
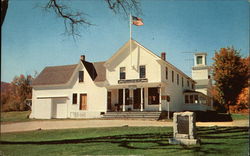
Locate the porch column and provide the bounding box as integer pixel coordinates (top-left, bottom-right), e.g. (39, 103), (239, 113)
(123, 88), (125, 112)
(159, 87), (162, 111)
(140, 87), (143, 112)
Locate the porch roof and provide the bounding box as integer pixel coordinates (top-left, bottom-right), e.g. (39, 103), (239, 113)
(183, 89), (207, 97)
(37, 95), (69, 99)
(105, 82), (166, 89)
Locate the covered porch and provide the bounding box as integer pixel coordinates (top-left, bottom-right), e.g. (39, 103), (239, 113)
(106, 82), (167, 112)
(183, 90), (212, 111)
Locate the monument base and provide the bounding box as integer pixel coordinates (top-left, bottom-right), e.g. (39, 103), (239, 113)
(169, 138), (200, 145)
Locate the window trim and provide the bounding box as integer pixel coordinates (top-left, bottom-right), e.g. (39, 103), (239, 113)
(172, 71), (174, 83)
(165, 67), (168, 80)
(72, 93), (77, 104)
(79, 71), (84, 82)
(148, 87), (160, 105)
(120, 67), (126, 80)
(177, 74), (179, 85)
(139, 65), (146, 79)
(196, 56), (203, 65)
(182, 77), (184, 87)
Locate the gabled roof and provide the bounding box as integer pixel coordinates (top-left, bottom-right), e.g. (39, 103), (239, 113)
(93, 61), (106, 82)
(32, 60), (106, 86)
(106, 39), (195, 83)
(105, 39), (160, 65)
(32, 64), (78, 86)
(82, 60), (97, 81)
(81, 60), (106, 82)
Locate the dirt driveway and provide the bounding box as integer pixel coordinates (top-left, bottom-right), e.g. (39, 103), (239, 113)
(1, 119), (249, 133)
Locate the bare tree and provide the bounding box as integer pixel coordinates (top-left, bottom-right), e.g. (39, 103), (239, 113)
(44, 0), (141, 37)
(1, 0), (9, 26)
(2, 0), (141, 36)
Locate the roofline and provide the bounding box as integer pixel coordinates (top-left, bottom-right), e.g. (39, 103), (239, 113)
(133, 40), (162, 59)
(134, 40), (195, 82)
(195, 52), (207, 56)
(104, 40), (129, 66)
(104, 39), (195, 83)
(32, 83), (70, 88)
(32, 64), (79, 87)
(158, 59), (195, 83)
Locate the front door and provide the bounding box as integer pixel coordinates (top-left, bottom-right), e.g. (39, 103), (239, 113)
(80, 94), (87, 110)
(133, 88), (144, 109)
(118, 89), (129, 105)
(107, 91), (111, 111)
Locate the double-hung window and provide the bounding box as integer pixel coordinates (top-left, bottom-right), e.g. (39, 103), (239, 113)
(172, 71), (174, 83)
(177, 74), (179, 85)
(72, 93), (77, 104)
(79, 71), (84, 82)
(139, 65), (146, 78)
(165, 67), (168, 79)
(197, 56), (203, 65)
(120, 67), (126, 79)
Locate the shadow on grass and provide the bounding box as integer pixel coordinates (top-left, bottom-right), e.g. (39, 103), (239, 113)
(1, 127), (248, 155)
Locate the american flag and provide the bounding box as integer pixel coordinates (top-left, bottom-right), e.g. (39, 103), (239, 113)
(132, 16), (144, 26)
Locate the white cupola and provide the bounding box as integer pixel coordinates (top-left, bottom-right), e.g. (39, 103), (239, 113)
(194, 53), (207, 66)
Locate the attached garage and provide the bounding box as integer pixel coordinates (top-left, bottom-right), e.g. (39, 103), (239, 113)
(52, 98), (68, 118)
(34, 96), (69, 119)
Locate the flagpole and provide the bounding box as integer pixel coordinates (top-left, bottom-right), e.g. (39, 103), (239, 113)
(130, 13), (132, 68)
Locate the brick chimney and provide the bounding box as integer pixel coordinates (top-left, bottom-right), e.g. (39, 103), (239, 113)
(161, 52), (166, 61)
(80, 55), (85, 61)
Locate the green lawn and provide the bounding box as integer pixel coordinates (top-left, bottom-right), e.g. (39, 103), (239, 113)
(0, 111), (31, 123)
(231, 113), (249, 120)
(0, 127), (249, 156)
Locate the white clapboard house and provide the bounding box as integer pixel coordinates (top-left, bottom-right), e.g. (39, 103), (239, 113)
(30, 40), (213, 119)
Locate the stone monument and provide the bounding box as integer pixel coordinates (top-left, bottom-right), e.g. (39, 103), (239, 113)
(169, 111), (200, 145)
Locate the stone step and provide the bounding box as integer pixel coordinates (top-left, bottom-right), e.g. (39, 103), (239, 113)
(102, 111), (161, 119)
(103, 114), (161, 117)
(106, 112), (161, 114)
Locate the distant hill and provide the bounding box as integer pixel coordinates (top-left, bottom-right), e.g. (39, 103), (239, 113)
(1, 81), (11, 92)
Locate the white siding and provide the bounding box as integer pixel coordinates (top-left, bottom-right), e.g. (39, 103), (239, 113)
(106, 42), (161, 85)
(31, 63), (107, 119)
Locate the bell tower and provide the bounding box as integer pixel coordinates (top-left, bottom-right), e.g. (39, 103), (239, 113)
(192, 52), (212, 96)
(192, 53), (210, 81)
(192, 52), (213, 109)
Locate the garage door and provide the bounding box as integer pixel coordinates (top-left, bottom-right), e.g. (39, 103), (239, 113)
(52, 98), (67, 118)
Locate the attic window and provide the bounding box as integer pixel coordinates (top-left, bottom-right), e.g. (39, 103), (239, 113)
(79, 71), (84, 82)
(120, 67), (126, 80)
(139, 65), (146, 78)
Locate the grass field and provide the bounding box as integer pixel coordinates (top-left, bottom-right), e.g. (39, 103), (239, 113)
(231, 113), (249, 120)
(0, 127), (249, 156)
(0, 111), (31, 123)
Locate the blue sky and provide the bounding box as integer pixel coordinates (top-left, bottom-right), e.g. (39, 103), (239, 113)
(2, 0), (249, 82)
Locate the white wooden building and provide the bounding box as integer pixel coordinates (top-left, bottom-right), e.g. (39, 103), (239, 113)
(30, 40), (213, 119)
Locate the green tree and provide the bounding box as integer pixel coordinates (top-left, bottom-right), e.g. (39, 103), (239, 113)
(213, 47), (248, 113)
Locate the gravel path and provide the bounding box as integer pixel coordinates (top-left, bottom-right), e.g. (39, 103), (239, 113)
(1, 119), (249, 133)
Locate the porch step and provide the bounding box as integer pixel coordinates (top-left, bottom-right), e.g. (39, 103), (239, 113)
(102, 112), (161, 120)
